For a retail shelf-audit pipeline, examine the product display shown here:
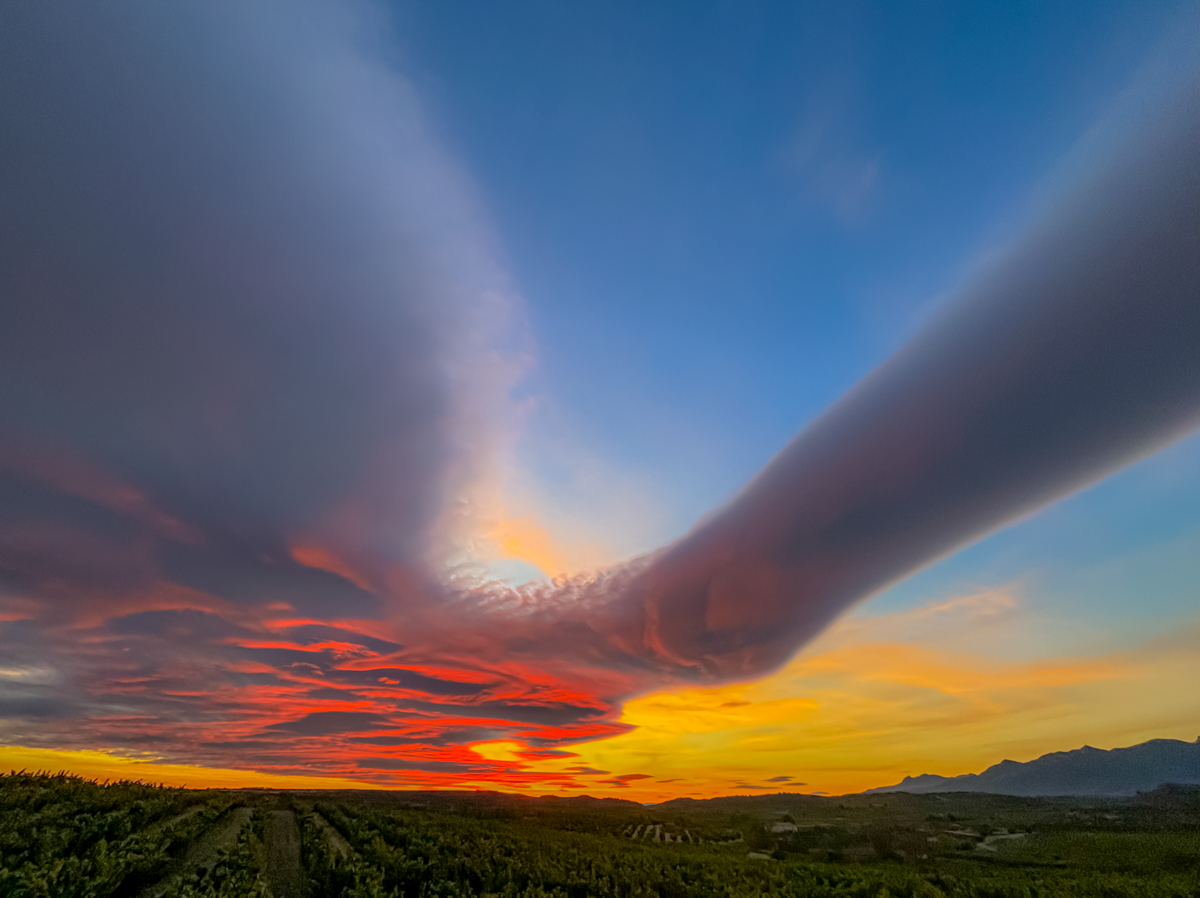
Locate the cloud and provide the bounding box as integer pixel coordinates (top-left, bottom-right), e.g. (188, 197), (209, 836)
(266, 711), (393, 737)
(355, 758), (475, 773)
(557, 593), (1200, 799)
(611, 66), (1200, 678)
(276, 624), (404, 656)
(600, 773), (654, 787)
(0, 0), (579, 784)
(778, 78), (883, 224)
(0, 0), (1199, 794)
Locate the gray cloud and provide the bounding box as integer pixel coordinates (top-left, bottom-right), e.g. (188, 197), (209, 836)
(283, 625), (403, 655)
(0, 0), (520, 611)
(355, 758), (475, 773)
(607, 66), (1200, 678)
(266, 711), (393, 736)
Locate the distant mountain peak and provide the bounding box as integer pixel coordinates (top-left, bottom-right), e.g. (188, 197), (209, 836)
(863, 737), (1200, 797)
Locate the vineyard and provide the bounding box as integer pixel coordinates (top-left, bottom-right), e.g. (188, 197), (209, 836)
(2, 773), (1199, 897)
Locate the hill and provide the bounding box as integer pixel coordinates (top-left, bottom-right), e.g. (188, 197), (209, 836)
(863, 736), (1200, 797)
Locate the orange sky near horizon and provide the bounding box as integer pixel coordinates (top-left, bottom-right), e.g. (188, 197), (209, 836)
(8, 584), (1197, 802)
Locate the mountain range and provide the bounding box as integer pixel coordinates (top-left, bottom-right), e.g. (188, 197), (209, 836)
(863, 737), (1200, 797)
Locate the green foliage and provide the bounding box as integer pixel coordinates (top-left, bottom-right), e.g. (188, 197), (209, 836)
(983, 830), (1200, 874)
(168, 807), (268, 898)
(308, 801), (1200, 898)
(1, 778), (1197, 898)
(0, 772), (223, 898)
(300, 808), (389, 898)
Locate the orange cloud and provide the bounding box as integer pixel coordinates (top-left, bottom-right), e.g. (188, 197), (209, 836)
(290, 544), (374, 592)
(6, 588), (1199, 802)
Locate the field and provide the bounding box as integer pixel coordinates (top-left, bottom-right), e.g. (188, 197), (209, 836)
(2, 774), (1198, 897)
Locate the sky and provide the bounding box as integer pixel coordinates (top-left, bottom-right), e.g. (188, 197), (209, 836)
(0, 0), (1198, 800)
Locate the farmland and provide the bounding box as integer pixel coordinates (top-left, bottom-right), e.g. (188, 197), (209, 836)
(2, 773), (1198, 897)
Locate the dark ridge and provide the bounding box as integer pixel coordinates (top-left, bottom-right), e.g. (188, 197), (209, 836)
(864, 737), (1200, 797)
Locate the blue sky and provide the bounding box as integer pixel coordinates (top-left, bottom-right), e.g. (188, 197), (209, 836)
(393, 0), (1200, 617)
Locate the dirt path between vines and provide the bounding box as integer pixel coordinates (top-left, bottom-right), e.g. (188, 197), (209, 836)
(137, 806), (253, 898)
(265, 808), (310, 898)
(310, 811), (351, 858)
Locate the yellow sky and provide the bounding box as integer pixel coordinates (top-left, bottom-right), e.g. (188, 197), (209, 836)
(533, 587), (1200, 800)
(482, 513), (613, 579)
(10, 583), (1198, 799)
(0, 744), (379, 790)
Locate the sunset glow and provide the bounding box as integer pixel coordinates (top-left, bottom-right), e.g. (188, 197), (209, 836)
(2, 0), (1199, 805)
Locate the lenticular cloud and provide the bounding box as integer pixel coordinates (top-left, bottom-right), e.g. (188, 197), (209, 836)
(1, 0), (1199, 788)
(0, 0), (575, 784)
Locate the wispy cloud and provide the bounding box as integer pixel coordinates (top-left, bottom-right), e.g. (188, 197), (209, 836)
(778, 79), (883, 224)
